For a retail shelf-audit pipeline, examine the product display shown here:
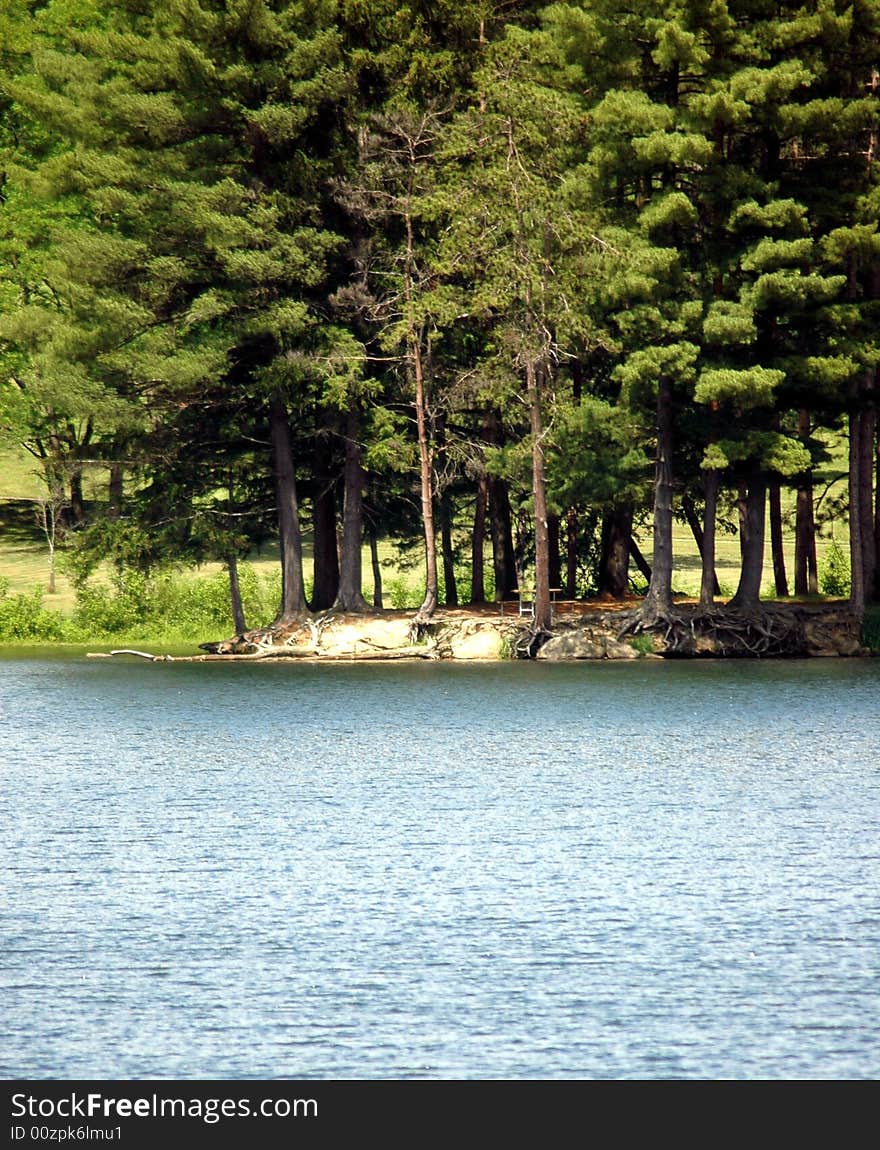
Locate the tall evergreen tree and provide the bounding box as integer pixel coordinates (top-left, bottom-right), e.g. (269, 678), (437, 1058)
(438, 25), (588, 633)
(4, 0), (351, 627)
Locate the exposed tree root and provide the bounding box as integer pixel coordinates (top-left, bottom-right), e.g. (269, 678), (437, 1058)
(86, 603), (863, 664)
(617, 602), (863, 658)
(513, 623), (555, 659)
(408, 611), (435, 645)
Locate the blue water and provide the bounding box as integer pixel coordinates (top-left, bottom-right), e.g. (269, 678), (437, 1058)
(1, 654), (878, 1079)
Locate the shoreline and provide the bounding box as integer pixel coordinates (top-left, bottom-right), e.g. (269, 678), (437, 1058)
(78, 599), (869, 662)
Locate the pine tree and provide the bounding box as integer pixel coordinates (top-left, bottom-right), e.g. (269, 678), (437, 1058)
(437, 24), (589, 633)
(5, 0), (351, 626)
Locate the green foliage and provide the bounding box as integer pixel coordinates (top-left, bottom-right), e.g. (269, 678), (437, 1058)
(385, 574), (421, 610)
(1, 0), (878, 628)
(0, 578), (73, 640)
(702, 302), (757, 347)
(694, 368), (783, 410)
(549, 396), (648, 507)
(71, 574), (150, 637)
(818, 539), (850, 598)
(628, 633), (655, 656)
(0, 563), (279, 643)
(614, 342), (700, 407)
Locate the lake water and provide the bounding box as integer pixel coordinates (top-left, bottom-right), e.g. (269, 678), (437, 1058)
(1, 653), (878, 1079)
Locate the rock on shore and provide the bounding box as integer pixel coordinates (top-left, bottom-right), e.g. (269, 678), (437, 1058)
(203, 600), (866, 661)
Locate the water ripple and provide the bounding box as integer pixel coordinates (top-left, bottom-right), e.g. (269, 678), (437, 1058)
(1, 657), (879, 1078)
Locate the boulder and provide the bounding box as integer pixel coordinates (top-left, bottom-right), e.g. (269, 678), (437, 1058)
(448, 625), (505, 661)
(604, 638), (640, 660)
(320, 618), (412, 655)
(537, 632), (607, 660)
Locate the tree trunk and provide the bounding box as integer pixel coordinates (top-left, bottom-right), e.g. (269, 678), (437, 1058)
(548, 511), (562, 594)
(859, 401), (876, 603)
(440, 491), (458, 606)
(484, 411), (517, 601)
(311, 421), (339, 611)
(269, 395), (307, 625)
(565, 507), (578, 599)
(108, 462), (124, 522)
(737, 484), (748, 560)
(401, 155), (438, 621)
(639, 376), (674, 621)
(470, 474), (488, 604)
(488, 475), (517, 601)
(699, 469), (720, 607)
(768, 479), (789, 598)
(38, 499), (58, 594)
(412, 336), (438, 619)
(334, 403), (370, 613)
(683, 490), (721, 601)
(729, 475), (767, 612)
(368, 526), (384, 609)
(598, 504), (632, 599)
(227, 552), (247, 634)
(875, 415), (880, 602)
(69, 467), (85, 525)
(849, 407), (866, 613)
(628, 533), (653, 584)
(795, 486), (819, 595)
(527, 360), (552, 633)
(68, 420), (91, 526)
(794, 408), (818, 595)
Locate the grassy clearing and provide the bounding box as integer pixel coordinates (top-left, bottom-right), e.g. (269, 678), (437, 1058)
(0, 445), (45, 500)
(634, 519), (847, 600)
(0, 444), (109, 500)
(0, 446), (111, 608)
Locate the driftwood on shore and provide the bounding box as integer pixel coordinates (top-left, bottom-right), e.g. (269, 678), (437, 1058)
(86, 644), (441, 663)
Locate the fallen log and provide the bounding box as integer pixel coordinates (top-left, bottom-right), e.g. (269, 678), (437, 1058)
(87, 644), (439, 663)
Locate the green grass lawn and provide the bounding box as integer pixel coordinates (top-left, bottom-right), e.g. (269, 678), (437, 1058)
(0, 446), (111, 607)
(0, 445), (45, 500)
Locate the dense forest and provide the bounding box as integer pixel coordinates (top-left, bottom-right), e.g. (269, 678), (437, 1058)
(1, 0), (878, 639)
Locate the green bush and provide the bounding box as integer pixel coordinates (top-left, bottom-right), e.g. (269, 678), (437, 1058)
(386, 574), (420, 609)
(629, 633), (655, 655)
(0, 562), (306, 644)
(819, 540), (851, 598)
(447, 566), (496, 606)
(0, 582), (74, 641)
(70, 563), (280, 641)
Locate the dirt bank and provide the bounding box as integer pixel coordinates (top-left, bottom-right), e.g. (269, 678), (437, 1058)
(181, 598), (866, 662)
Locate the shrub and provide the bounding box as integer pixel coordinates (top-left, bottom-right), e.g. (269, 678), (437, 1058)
(66, 564), (272, 640)
(629, 633), (655, 655)
(0, 582), (73, 641)
(72, 576), (150, 635)
(819, 540), (851, 598)
(386, 574), (419, 609)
